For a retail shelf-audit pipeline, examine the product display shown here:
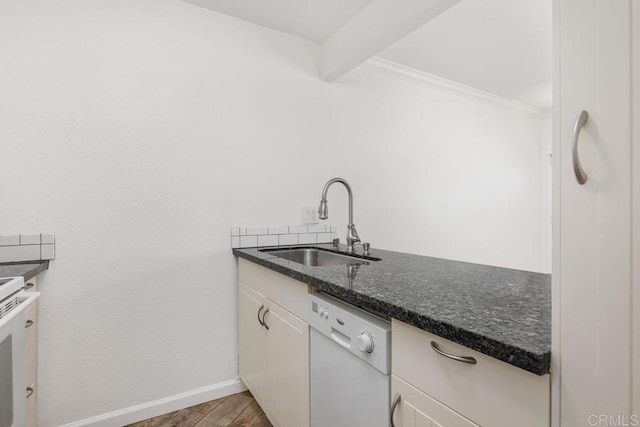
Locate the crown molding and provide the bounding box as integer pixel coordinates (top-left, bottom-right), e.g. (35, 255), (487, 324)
(360, 57), (550, 116)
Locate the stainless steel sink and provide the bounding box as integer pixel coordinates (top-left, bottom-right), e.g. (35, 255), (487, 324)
(261, 248), (372, 267)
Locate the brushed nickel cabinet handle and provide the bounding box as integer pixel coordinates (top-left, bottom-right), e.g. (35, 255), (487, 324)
(25, 320), (34, 328)
(262, 308), (270, 330)
(257, 305), (265, 326)
(430, 341), (477, 364)
(390, 392), (401, 427)
(572, 110), (589, 185)
(26, 387), (34, 399)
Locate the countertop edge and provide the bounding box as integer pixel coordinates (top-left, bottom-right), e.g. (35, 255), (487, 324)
(0, 261), (50, 282)
(234, 249), (550, 376)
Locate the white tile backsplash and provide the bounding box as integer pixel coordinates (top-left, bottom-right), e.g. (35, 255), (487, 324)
(268, 226), (288, 235)
(0, 235), (20, 246)
(240, 235), (258, 247)
(317, 233), (332, 243)
(20, 234), (41, 245)
(289, 225), (308, 234)
(246, 227), (268, 236)
(41, 233), (55, 244)
(0, 233), (56, 262)
(231, 224), (333, 249)
(0, 245), (41, 263)
(278, 234), (298, 246)
(298, 233), (317, 244)
(41, 244), (55, 260)
(258, 235), (278, 247)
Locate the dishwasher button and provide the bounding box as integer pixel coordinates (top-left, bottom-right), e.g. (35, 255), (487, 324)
(323, 311), (329, 319)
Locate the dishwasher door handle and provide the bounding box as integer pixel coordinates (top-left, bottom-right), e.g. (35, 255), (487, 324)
(330, 328), (351, 349)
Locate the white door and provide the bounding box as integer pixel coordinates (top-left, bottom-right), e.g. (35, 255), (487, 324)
(238, 283), (267, 407)
(264, 300), (309, 427)
(633, 3), (640, 417)
(0, 303), (27, 427)
(390, 376), (478, 427)
(555, 0), (634, 425)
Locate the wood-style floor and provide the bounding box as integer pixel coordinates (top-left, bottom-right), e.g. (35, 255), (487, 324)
(126, 391), (272, 427)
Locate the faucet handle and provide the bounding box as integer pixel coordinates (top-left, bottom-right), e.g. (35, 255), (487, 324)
(362, 243), (370, 256)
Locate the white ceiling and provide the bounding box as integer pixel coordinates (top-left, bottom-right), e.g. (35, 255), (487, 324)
(380, 0), (552, 108)
(183, 0), (552, 108)
(183, 0), (371, 43)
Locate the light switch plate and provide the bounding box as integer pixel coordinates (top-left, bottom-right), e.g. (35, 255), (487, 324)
(301, 206), (319, 224)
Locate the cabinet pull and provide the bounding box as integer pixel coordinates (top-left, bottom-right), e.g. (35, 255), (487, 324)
(262, 308), (270, 330)
(572, 110), (589, 185)
(26, 387), (34, 399)
(25, 320), (34, 328)
(390, 392), (401, 427)
(257, 305), (265, 326)
(430, 341), (477, 364)
(24, 282), (34, 290)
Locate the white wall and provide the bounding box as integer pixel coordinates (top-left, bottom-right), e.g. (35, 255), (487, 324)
(0, 0), (548, 425)
(329, 69), (549, 272)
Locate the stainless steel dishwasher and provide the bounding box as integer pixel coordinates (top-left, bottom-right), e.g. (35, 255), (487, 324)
(308, 292), (391, 427)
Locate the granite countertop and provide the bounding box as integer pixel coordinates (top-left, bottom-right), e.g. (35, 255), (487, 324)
(234, 244), (551, 375)
(0, 261), (49, 282)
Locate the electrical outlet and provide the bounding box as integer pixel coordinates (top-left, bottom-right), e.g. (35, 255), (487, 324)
(301, 206), (319, 224)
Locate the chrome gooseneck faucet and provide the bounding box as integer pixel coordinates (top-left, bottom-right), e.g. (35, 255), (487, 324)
(318, 178), (368, 255)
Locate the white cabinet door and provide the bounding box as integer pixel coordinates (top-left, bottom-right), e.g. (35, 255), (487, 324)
(265, 300), (309, 427)
(633, 3), (640, 417)
(238, 283), (267, 408)
(391, 375), (478, 427)
(25, 305), (37, 427)
(556, 0), (633, 424)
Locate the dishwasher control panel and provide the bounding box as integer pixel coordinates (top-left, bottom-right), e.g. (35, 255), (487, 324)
(309, 292), (391, 375)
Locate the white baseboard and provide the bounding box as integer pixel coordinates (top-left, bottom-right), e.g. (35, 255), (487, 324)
(58, 378), (247, 427)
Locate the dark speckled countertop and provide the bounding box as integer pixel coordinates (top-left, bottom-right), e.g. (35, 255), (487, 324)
(0, 261), (49, 282)
(233, 244), (551, 375)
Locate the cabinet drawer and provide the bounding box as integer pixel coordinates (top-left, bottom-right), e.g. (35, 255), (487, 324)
(392, 375), (478, 427)
(239, 258), (266, 295)
(264, 269), (310, 321)
(392, 320), (550, 427)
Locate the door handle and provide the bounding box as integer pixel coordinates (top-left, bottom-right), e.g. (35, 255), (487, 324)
(257, 305), (265, 326)
(262, 308), (270, 330)
(572, 110), (589, 185)
(430, 341), (477, 364)
(390, 392), (401, 427)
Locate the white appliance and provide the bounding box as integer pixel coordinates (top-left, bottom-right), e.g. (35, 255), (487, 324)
(309, 293), (391, 427)
(0, 277), (39, 427)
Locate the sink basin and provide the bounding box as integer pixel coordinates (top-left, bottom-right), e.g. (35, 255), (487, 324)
(261, 247), (375, 267)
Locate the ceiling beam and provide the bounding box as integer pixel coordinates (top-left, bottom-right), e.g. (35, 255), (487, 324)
(318, 0), (462, 82)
